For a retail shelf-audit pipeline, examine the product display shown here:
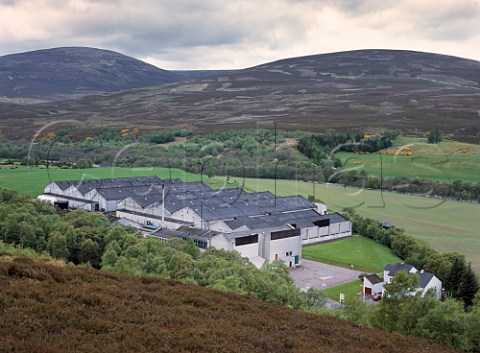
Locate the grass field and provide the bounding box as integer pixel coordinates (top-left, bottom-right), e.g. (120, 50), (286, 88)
(0, 166), (227, 198)
(322, 279), (364, 303)
(303, 236), (401, 273)
(1, 166), (479, 273)
(335, 139), (480, 183)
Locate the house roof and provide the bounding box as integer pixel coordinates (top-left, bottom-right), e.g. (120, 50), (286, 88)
(365, 274), (383, 285)
(418, 271), (436, 289)
(384, 263), (416, 277)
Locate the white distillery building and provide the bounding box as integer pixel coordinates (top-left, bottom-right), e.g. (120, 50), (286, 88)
(39, 176), (352, 268)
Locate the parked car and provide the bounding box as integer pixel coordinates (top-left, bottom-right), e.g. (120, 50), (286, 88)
(372, 294), (382, 301)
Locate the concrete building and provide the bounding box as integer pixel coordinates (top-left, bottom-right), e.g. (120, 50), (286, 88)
(39, 176), (352, 268)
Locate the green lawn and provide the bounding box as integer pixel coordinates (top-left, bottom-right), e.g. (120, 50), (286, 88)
(0, 166), (228, 198)
(335, 140), (480, 184)
(303, 236), (401, 273)
(322, 279), (364, 303)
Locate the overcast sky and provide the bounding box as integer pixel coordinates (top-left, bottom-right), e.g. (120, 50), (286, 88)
(1, 0), (479, 70)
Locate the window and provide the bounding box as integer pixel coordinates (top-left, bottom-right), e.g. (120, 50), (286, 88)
(271, 228), (300, 241)
(285, 252), (289, 256)
(235, 234), (258, 246)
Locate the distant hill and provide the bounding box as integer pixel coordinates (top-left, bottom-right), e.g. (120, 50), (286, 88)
(1, 49), (480, 141)
(0, 257), (455, 353)
(173, 69), (239, 80)
(0, 47), (186, 99)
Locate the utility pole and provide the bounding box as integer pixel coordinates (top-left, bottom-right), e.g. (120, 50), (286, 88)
(161, 184), (165, 224)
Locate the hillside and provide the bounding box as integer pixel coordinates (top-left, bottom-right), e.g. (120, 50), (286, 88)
(1, 49), (479, 141)
(0, 47), (186, 100)
(0, 257), (455, 353)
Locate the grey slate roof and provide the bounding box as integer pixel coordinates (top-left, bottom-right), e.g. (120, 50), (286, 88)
(384, 263), (416, 276)
(365, 274), (383, 285)
(418, 272), (436, 289)
(224, 210), (349, 231)
(255, 196), (316, 213)
(152, 225), (219, 241)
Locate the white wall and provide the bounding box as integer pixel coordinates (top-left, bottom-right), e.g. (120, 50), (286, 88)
(299, 222), (352, 246)
(422, 276), (442, 300)
(267, 234), (302, 267)
(233, 242), (259, 259)
(315, 202), (327, 215)
(210, 234), (232, 251)
(115, 210), (188, 230)
(172, 207), (202, 228)
(363, 277), (384, 295)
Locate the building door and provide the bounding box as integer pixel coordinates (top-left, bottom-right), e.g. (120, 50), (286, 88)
(365, 287), (372, 295)
(294, 255), (299, 265)
(274, 254), (278, 261)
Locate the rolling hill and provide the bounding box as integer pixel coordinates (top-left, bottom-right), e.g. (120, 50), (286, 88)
(1, 49), (480, 141)
(0, 256), (455, 353)
(0, 47), (186, 100)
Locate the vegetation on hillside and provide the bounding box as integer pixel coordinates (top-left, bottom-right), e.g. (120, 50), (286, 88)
(2, 127), (479, 202)
(0, 257), (457, 353)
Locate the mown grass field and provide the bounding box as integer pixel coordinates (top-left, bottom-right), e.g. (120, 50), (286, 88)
(303, 236), (401, 273)
(335, 139), (480, 183)
(322, 279), (364, 303)
(1, 166), (479, 273)
(0, 166), (225, 197)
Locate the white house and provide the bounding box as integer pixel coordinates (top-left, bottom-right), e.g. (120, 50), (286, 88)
(370, 263), (444, 301)
(363, 274), (384, 295)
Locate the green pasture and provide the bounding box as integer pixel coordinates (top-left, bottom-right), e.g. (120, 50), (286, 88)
(335, 139), (480, 184)
(303, 236), (401, 273)
(0, 166), (227, 198)
(322, 279), (364, 304)
(335, 151), (480, 184)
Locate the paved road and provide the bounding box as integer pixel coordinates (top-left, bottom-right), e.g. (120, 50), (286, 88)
(290, 259), (364, 291)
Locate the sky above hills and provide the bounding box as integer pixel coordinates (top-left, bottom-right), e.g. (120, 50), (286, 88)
(1, 0), (479, 70)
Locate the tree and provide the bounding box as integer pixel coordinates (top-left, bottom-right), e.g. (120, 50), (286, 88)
(101, 248), (118, 268)
(47, 231), (69, 259)
(457, 263), (479, 307)
(75, 158), (93, 169)
(78, 239), (100, 267)
(374, 271), (419, 332)
(302, 287), (326, 307)
(427, 127), (442, 144)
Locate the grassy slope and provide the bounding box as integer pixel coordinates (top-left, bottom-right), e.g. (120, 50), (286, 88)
(336, 139), (480, 183)
(303, 236), (401, 273)
(1, 167), (479, 273)
(0, 257), (455, 353)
